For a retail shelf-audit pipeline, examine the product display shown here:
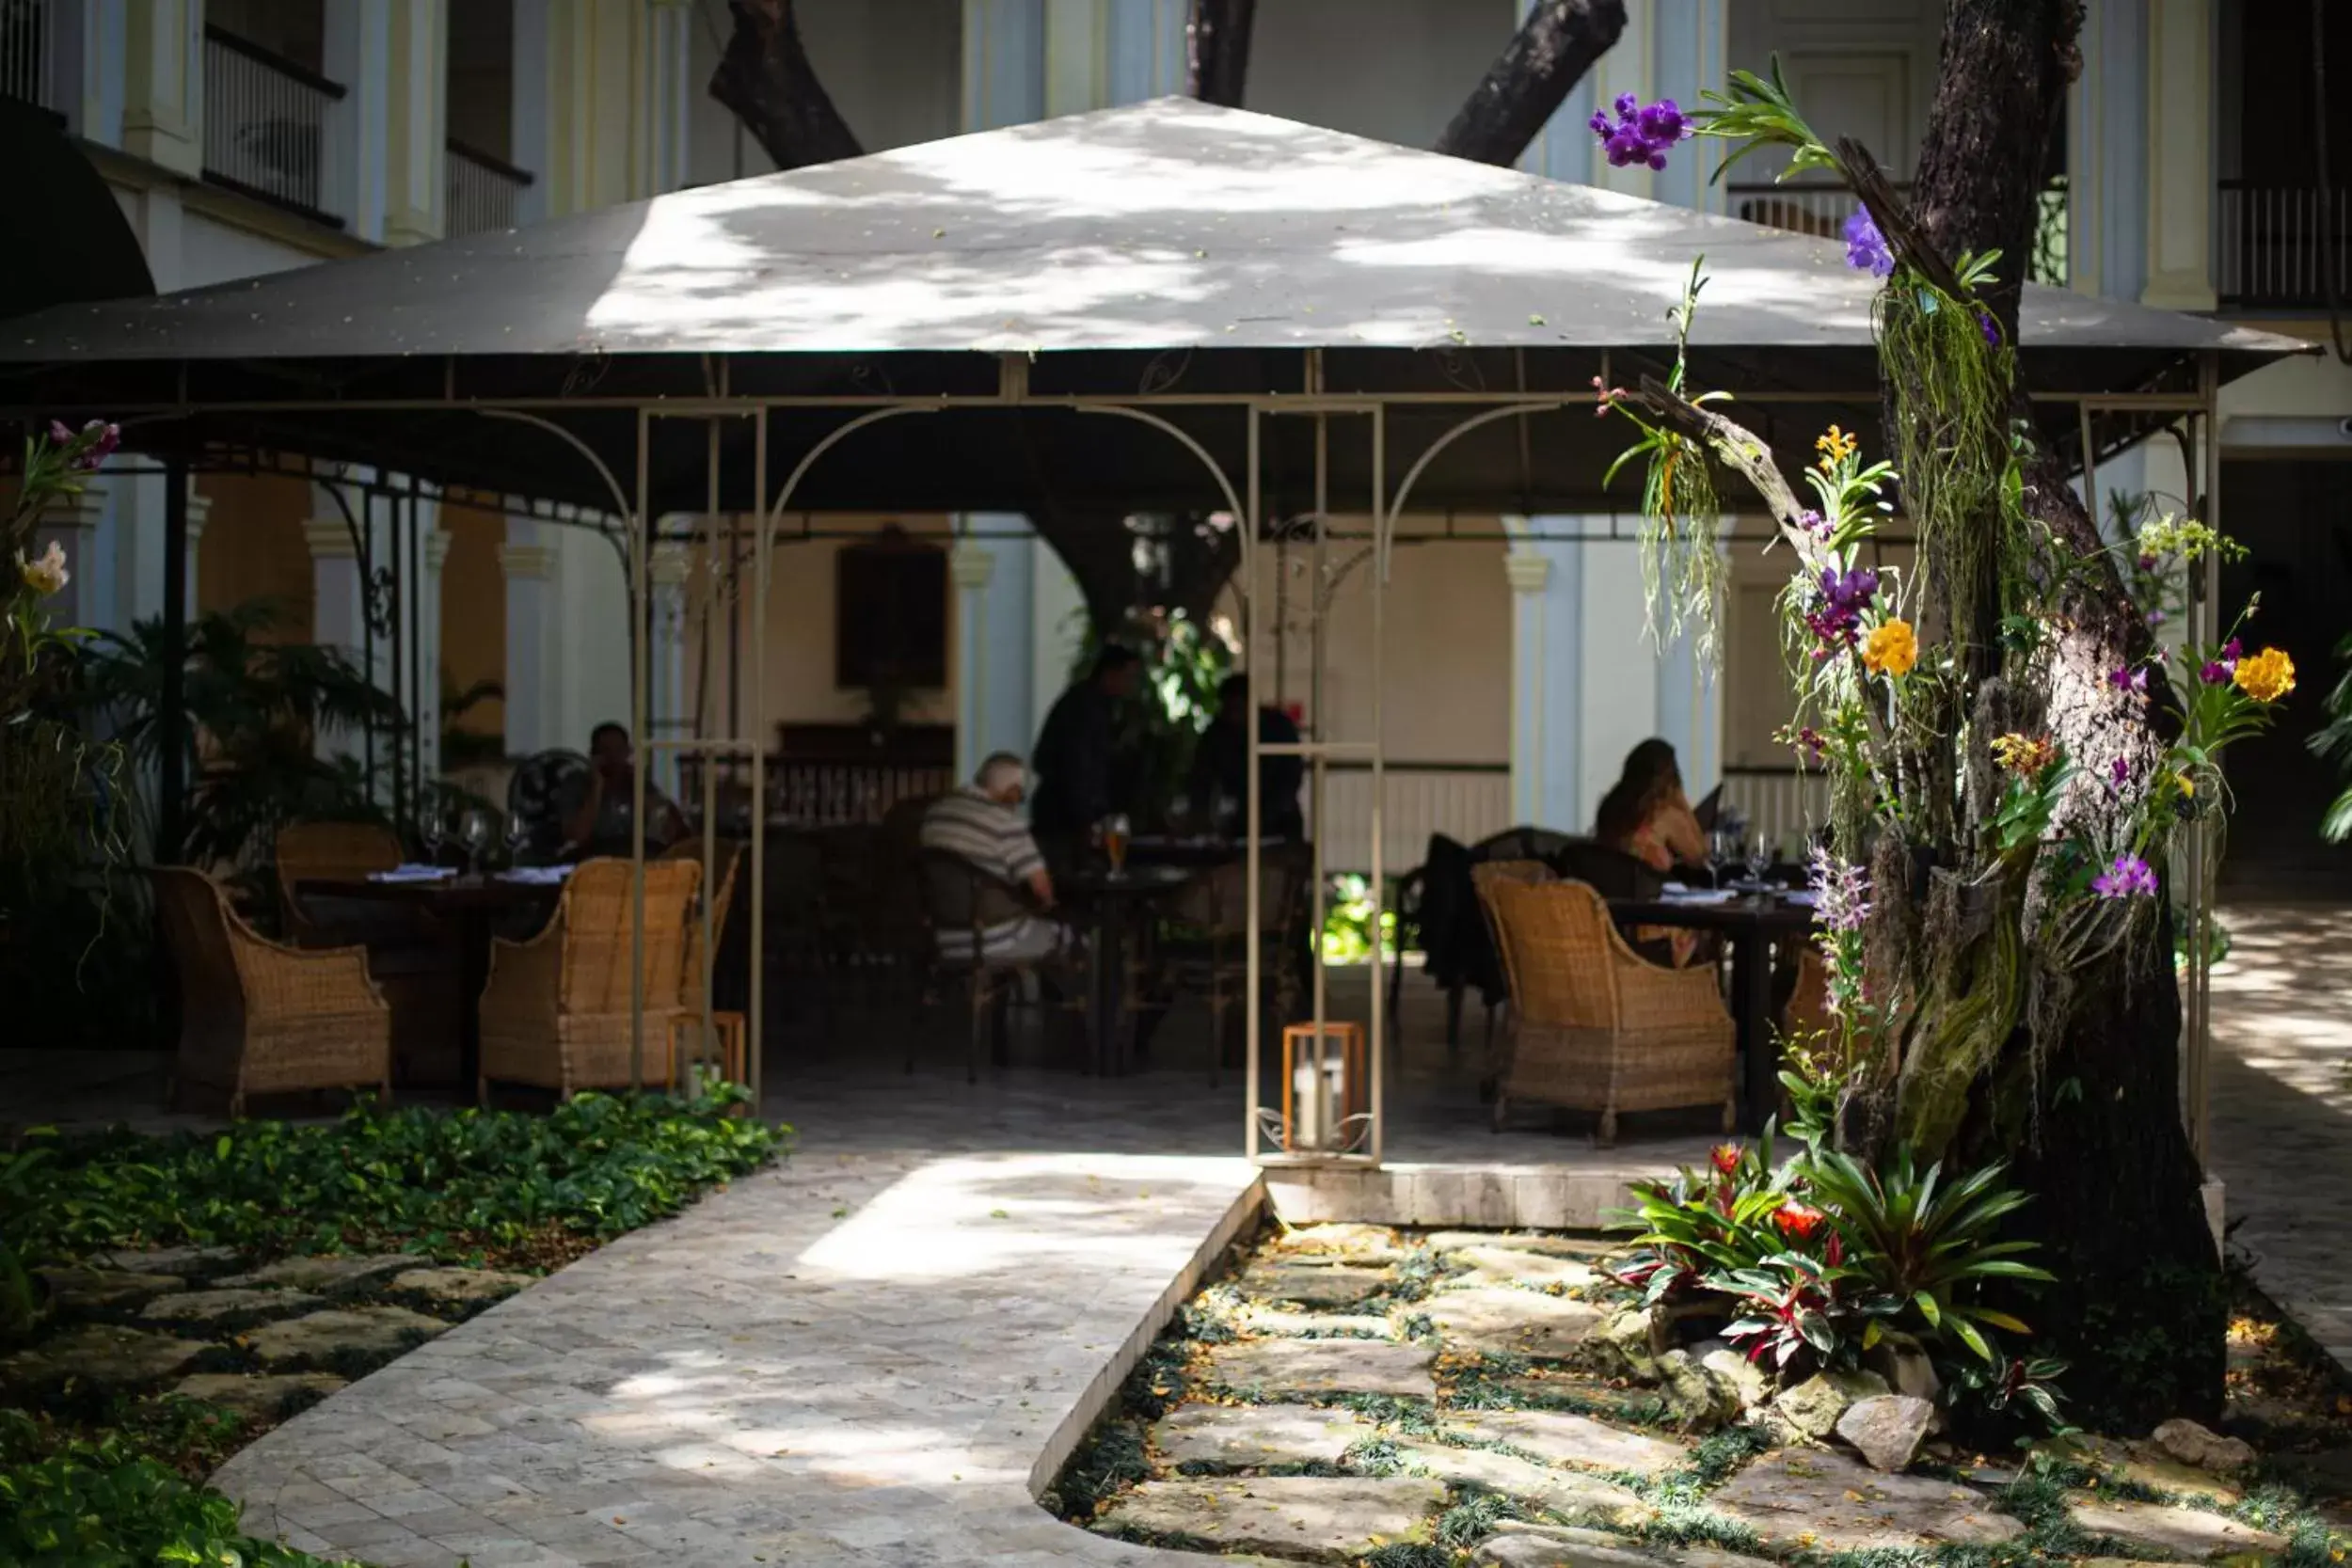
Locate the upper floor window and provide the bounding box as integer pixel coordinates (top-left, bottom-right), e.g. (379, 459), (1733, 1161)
(201, 0), (343, 223)
(447, 1), (532, 235)
(2217, 0), (2352, 310)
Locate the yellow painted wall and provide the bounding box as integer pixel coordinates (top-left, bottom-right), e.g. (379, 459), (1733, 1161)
(194, 473), (316, 638)
(437, 496), (508, 742)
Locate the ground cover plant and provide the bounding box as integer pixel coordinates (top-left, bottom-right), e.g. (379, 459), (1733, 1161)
(0, 1090), (784, 1568)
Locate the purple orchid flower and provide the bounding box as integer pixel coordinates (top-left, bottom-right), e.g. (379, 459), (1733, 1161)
(1843, 210), (1894, 277)
(2090, 853), (2158, 899)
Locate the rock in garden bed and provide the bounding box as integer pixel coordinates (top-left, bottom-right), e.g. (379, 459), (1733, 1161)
(1708, 1448), (2023, 1551)
(171, 1370), (347, 1423)
(0, 1324), (212, 1395)
(1199, 1338), (1437, 1401)
(217, 1253), (418, 1295)
(139, 1287), (325, 1328)
(1152, 1403), (1375, 1468)
(1093, 1475), (1447, 1560)
(244, 1304), (451, 1370)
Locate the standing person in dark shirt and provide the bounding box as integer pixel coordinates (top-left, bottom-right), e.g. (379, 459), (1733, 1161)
(1030, 644), (1141, 846)
(1190, 674), (1304, 839)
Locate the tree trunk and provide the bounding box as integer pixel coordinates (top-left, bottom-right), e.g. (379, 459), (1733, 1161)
(1186, 0), (1258, 109)
(1902, 0), (2225, 1430)
(708, 0), (865, 173)
(1434, 0), (1629, 166)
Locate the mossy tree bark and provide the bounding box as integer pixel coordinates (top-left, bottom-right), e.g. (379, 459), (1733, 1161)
(1888, 0), (2225, 1428)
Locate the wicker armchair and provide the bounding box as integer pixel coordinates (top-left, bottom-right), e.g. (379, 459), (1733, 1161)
(1469, 859), (1556, 1078)
(662, 839), (747, 1090)
(913, 847), (1074, 1082)
(274, 820), (405, 945)
(1156, 841), (1313, 1084)
(477, 858), (702, 1101)
(1486, 879), (1735, 1144)
(151, 867), (391, 1117)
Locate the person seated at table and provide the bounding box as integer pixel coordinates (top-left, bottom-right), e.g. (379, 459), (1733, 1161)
(1188, 673), (1305, 839)
(919, 752), (1071, 962)
(1594, 738), (1709, 967)
(1030, 644), (1141, 855)
(559, 721), (687, 860)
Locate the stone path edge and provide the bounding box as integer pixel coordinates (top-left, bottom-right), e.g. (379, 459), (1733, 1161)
(1029, 1171), (1268, 1499)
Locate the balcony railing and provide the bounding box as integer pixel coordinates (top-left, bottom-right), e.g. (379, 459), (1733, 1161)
(2217, 181), (2352, 309)
(446, 138), (533, 236)
(0, 0), (58, 115)
(201, 25), (345, 222)
(1727, 178), (2071, 287)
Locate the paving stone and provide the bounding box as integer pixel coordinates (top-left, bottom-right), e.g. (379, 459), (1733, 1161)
(1396, 1445), (1653, 1526)
(246, 1306), (452, 1368)
(0, 1324), (209, 1392)
(1238, 1306), (1393, 1339)
(91, 1244), (243, 1278)
(1425, 1232), (1616, 1260)
(141, 1288), (325, 1326)
(1200, 1338), (1438, 1401)
(2083, 1436), (2244, 1503)
(1092, 1475), (1446, 1561)
(1272, 1224), (1406, 1264)
(1446, 1246), (1602, 1292)
(35, 1265), (185, 1312)
(389, 1268), (537, 1310)
(219, 1255), (417, 1295)
(1425, 1289), (1603, 1359)
(1709, 1448), (2024, 1551)
(2069, 1497), (2286, 1559)
(1152, 1403), (1375, 1468)
(173, 1371), (348, 1422)
(1235, 1259), (1393, 1308)
(1441, 1408), (1686, 1476)
(1473, 1523), (1776, 1568)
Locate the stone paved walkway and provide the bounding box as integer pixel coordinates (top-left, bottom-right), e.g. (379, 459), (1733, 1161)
(2207, 902), (2352, 1370)
(220, 1151), (1261, 1567)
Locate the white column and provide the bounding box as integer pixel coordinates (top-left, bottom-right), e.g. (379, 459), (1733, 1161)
(30, 487), (109, 632)
(420, 526), (453, 782)
(1504, 549), (1552, 828)
(2142, 0), (2216, 311)
(950, 539), (996, 783)
(1578, 544), (1660, 827)
(325, 0), (447, 245)
(648, 537), (692, 796)
(182, 481), (211, 613)
(498, 519), (561, 758)
(121, 0), (201, 177)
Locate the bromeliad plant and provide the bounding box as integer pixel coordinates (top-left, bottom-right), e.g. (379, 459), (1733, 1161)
(1615, 1132), (2058, 1409)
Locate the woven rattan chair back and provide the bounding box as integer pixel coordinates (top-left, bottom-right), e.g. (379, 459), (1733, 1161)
(914, 847), (1029, 958)
(154, 867), (249, 1035)
(1470, 859), (1555, 1005)
(557, 859), (702, 1015)
(276, 820), (404, 937)
(1486, 879), (1622, 1032)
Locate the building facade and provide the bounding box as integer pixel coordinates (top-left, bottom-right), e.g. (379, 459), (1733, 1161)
(11, 0), (2345, 884)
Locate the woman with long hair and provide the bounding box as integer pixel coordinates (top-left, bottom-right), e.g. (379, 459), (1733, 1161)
(1594, 739), (1707, 965)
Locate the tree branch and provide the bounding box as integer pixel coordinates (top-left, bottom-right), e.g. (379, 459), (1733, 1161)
(1186, 0), (1258, 108)
(1435, 0), (1628, 166)
(707, 0), (864, 173)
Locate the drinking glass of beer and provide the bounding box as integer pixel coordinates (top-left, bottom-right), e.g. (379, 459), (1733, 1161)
(1104, 814), (1131, 876)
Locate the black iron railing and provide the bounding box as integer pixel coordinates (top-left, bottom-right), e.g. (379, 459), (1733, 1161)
(201, 25), (345, 222)
(2217, 181), (2352, 309)
(0, 0), (57, 113)
(1726, 177), (2071, 286)
(446, 138), (533, 236)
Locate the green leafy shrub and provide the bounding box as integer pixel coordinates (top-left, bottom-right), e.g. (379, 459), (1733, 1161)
(1612, 1130), (1798, 1304)
(1, 1089), (785, 1270)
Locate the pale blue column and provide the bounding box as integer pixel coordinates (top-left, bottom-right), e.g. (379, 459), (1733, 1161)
(1505, 525), (1585, 833)
(951, 518), (1040, 780)
(1104, 0), (1186, 104)
(1647, 0), (1726, 214)
(963, 0), (1047, 132)
(2074, 0), (2149, 302)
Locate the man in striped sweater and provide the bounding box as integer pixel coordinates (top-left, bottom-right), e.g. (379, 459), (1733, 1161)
(918, 752), (1070, 961)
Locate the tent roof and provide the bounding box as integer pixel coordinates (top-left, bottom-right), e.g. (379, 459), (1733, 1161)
(0, 97), (2303, 367)
(0, 99), (2309, 519)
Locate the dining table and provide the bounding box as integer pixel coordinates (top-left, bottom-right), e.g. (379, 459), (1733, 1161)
(295, 871), (568, 1091)
(1058, 862), (1193, 1076)
(1607, 887), (1818, 1132)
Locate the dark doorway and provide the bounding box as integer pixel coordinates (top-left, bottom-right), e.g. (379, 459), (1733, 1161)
(2215, 458), (2352, 894)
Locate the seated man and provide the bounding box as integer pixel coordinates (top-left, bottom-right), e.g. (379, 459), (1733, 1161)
(919, 752), (1067, 962)
(559, 721), (687, 860)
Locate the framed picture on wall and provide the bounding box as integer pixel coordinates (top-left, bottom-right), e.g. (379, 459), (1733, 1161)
(834, 530), (947, 690)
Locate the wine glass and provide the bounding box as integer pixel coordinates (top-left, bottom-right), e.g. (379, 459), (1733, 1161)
(503, 812), (531, 870)
(1744, 834), (1772, 888)
(420, 811), (446, 869)
(459, 809), (493, 876)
